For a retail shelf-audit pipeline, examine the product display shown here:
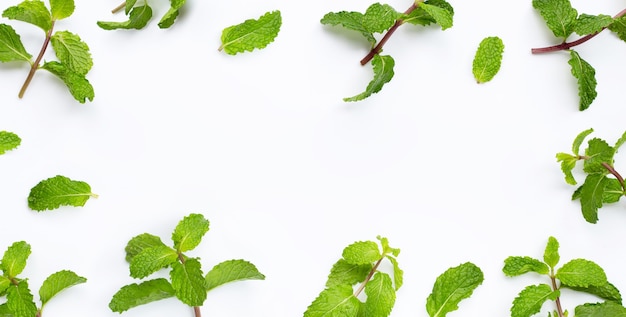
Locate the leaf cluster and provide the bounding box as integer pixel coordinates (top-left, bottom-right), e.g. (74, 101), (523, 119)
(556, 128), (626, 223)
(0, 241), (87, 317)
(320, 0), (454, 102)
(0, 0), (94, 103)
(532, 0), (626, 110)
(97, 0), (187, 30)
(503, 236), (625, 317)
(109, 213), (265, 314)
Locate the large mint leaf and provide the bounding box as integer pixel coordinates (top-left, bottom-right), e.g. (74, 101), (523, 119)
(41, 61), (94, 103)
(97, 4), (152, 30)
(304, 284), (361, 317)
(39, 270), (86, 306)
(426, 262), (484, 317)
(557, 259), (607, 288)
(578, 174), (609, 223)
(109, 278), (175, 313)
(326, 259), (372, 288)
(0, 131), (21, 155)
(532, 0), (577, 38)
(1, 241), (30, 278)
(363, 272), (395, 317)
(568, 50), (597, 111)
(49, 0), (74, 21)
(472, 36), (504, 83)
(51, 31), (92, 75)
(320, 11), (375, 46)
(342, 240), (381, 265)
(362, 3), (398, 33)
(129, 246), (178, 279)
(511, 284), (559, 317)
(0, 24), (32, 63)
(125, 233), (168, 263)
(172, 213), (209, 253)
(27, 175), (96, 211)
(344, 54), (395, 102)
(2, 0), (51, 32)
(170, 259), (207, 306)
(205, 259), (265, 291)
(574, 14), (613, 36)
(219, 11), (282, 55)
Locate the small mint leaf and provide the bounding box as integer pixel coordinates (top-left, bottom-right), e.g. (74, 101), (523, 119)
(472, 36), (504, 83)
(363, 272), (395, 317)
(575, 301), (626, 317)
(125, 233), (168, 263)
(2, 0), (52, 32)
(543, 236), (560, 269)
(572, 128), (594, 155)
(503, 256), (549, 276)
(419, 3), (453, 30)
(172, 213), (209, 253)
(568, 50), (597, 111)
(129, 246), (178, 279)
(27, 175), (97, 211)
(579, 174), (609, 223)
(6, 280), (37, 317)
(303, 284), (360, 317)
(426, 262), (483, 317)
(41, 61), (95, 103)
(325, 259), (372, 288)
(109, 278), (175, 313)
(344, 54), (395, 102)
(574, 14), (613, 36)
(39, 270), (86, 306)
(532, 0), (577, 38)
(342, 240), (381, 265)
(386, 255), (403, 290)
(0, 131), (21, 155)
(97, 4), (152, 30)
(49, 0), (74, 21)
(205, 259), (265, 291)
(0, 24), (32, 63)
(219, 10), (282, 55)
(556, 153), (578, 185)
(170, 258), (207, 306)
(51, 31), (92, 75)
(377, 236), (400, 257)
(1, 241), (31, 278)
(362, 3), (399, 33)
(511, 284), (559, 317)
(557, 259), (607, 288)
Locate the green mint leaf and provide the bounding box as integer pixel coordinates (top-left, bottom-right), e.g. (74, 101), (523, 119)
(27, 175), (97, 211)
(158, 0), (186, 29)
(49, 0), (74, 21)
(362, 3), (399, 34)
(170, 258), (207, 306)
(1, 241), (30, 278)
(608, 16), (626, 42)
(472, 36), (504, 83)
(503, 256), (550, 276)
(511, 284), (559, 317)
(565, 281), (622, 303)
(2, 0), (51, 32)
(39, 270), (86, 306)
(0, 131), (21, 155)
(574, 14), (613, 36)
(532, 0), (577, 38)
(419, 3), (453, 30)
(109, 278), (175, 313)
(325, 259), (372, 288)
(363, 272), (395, 317)
(172, 213), (209, 253)
(557, 259), (607, 288)
(602, 178), (624, 204)
(614, 130), (626, 151)
(6, 280), (37, 317)
(426, 262), (484, 317)
(377, 236), (400, 257)
(129, 245), (178, 279)
(205, 259), (265, 291)
(584, 138), (615, 174)
(41, 61), (94, 103)
(0, 24), (32, 62)
(556, 153), (578, 185)
(50, 31), (92, 75)
(342, 240), (381, 265)
(0, 276), (10, 294)
(124, 0), (138, 14)
(575, 301), (626, 316)
(125, 233), (168, 263)
(543, 236), (560, 269)
(386, 255), (403, 290)
(219, 10), (282, 55)
(344, 54), (395, 102)
(97, 4), (152, 30)
(579, 174), (609, 223)
(403, 0), (454, 26)
(320, 11), (375, 46)
(572, 128), (594, 155)
(568, 50), (597, 111)
(303, 284), (361, 317)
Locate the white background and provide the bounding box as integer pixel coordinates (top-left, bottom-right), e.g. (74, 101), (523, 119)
(1, 0), (626, 316)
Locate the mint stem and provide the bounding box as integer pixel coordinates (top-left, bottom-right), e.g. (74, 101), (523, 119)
(193, 306), (202, 317)
(531, 8), (626, 54)
(550, 275), (565, 317)
(353, 258), (383, 297)
(112, 2), (126, 14)
(360, 3), (419, 65)
(601, 162), (626, 191)
(18, 21), (55, 99)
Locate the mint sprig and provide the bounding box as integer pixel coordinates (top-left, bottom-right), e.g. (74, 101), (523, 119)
(98, 0), (187, 30)
(0, 0), (94, 103)
(27, 175), (98, 212)
(321, 0), (453, 102)
(503, 236), (624, 317)
(531, 0), (626, 110)
(109, 213), (265, 317)
(0, 131), (20, 155)
(0, 241), (87, 317)
(556, 129), (626, 223)
(219, 11), (282, 55)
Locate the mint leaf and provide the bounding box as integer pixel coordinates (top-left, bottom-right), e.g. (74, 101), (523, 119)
(363, 272), (395, 317)
(97, 4), (152, 30)
(125, 233), (168, 263)
(565, 281), (622, 303)
(472, 36), (504, 83)
(557, 259), (607, 288)
(158, 0), (186, 29)
(575, 301), (626, 316)
(325, 259), (371, 288)
(205, 259), (265, 291)
(362, 3), (399, 33)
(583, 138), (615, 174)
(1, 241), (30, 278)
(574, 14), (613, 36)
(6, 280), (37, 317)
(532, 0), (577, 38)
(172, 213), (210, 253)
(0, 24), (32, 62)
(49, 0), (74, 21)
(2, 0), (52, 32)
(219, 10), (282, 55)
(41, 61), (95, 103)
(602, 178), (624, 204)
(419, 2), (453, 30)
(572, 128), (594, 155)
(608, 16), (626, 42)
(578, 174), (609, 223)
(50, 31), (92, 75)
(109, 278), (175, 313)
(342, 241), (381, 265)
(568, 50), (597, 111)
(511, 284), (559, 317)
(321, 11), (375, 45)
(386, 255), (403, 290)
(0, 131), (21, 155)
(377, 236), (400, 257)
(170, 258), (207, 306)
(403, 0), (453, 26)
(556, 152), (578, 185)
(303, 284), (361, 317)
(344, 54), (395, 102)
(503, 256), (550, 276)
(27, 175), (97, 211)
(39, 270), (86, 306)
(426, 262), (484, 317)
(129, 245), (178, 279)
(543, 236), (560, 269)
